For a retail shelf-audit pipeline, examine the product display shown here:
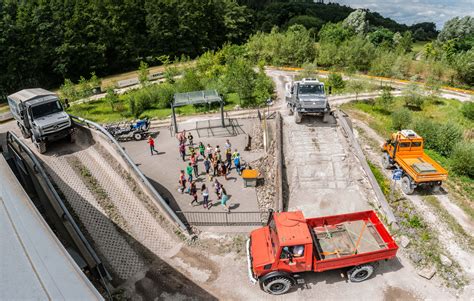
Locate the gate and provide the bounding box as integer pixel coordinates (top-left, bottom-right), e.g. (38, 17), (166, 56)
(176, 210), (271, 226)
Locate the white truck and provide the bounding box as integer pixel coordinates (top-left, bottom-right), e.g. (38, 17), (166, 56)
(7, 88), (75, 153)
(285, 78), (331, 123)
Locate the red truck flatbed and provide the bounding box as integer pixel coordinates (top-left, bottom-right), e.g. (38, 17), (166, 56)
(248, 210), (398, 295)
(308, 211), (398, 272)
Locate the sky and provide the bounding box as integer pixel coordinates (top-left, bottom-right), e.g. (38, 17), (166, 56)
(333, 0), (474, 29)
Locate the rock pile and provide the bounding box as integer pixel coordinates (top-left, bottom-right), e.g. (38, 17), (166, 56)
(253, 139), (277, 213)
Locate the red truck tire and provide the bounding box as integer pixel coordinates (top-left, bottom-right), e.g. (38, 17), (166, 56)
(262, 276), (293, 295)
(348, 264), (375, 282)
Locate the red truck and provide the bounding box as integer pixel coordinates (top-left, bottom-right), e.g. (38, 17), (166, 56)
(247, 210), (398, 295)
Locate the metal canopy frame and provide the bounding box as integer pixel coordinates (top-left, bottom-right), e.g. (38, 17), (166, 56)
(171, 90), (224, 134)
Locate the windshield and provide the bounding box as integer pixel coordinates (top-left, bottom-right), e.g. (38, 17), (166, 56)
(298, 84), (324, 95)
(31, 101), (63, 119)
(268, 217), (279, 256)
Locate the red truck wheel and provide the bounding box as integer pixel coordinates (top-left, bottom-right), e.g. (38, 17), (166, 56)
(348, 264), (374, 282)
(263, 276), (292, 295)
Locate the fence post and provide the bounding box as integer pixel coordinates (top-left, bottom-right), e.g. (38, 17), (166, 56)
(225, 212), (229, 226)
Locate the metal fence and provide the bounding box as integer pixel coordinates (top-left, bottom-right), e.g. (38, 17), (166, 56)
(176, 210), (270, 226)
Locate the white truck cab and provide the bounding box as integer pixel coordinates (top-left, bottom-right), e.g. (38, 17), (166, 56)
(285, 78), (330, 123)
(7, 88), (75, 153)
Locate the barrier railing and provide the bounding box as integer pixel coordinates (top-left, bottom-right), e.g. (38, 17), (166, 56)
(6, 131), (111, 282)
(176, 210), (270, 226)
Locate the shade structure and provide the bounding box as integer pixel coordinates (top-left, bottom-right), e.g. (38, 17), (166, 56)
(172, 90), (224, 134)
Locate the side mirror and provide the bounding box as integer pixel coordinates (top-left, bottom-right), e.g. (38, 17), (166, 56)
(328, 86), (332, 95)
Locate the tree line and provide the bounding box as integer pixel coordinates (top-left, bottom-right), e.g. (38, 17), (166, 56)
(246, 12), (473, 87)
(1, 0), (440, 97)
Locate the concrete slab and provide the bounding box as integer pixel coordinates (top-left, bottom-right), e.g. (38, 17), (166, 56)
(120, 118), (264, 224)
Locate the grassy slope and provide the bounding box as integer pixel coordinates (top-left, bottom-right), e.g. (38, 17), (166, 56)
(341, 96), (473, 217)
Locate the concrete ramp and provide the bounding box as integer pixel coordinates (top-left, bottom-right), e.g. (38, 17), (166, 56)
(14, 124), (184, 285)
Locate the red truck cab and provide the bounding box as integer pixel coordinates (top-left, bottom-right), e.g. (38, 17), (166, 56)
(247, 210), (398, 295)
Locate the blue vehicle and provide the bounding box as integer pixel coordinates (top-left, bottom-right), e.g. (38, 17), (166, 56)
(104, 118), (150, 141)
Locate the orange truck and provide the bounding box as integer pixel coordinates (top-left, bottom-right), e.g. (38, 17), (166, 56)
(382, 129), (448, 194)
(247, 210), (398, 295)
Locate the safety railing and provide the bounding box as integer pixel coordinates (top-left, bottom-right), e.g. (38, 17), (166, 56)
(70, 115), (189, 234)
(176, 210), (270, 226)
(6, 131), (111, 283)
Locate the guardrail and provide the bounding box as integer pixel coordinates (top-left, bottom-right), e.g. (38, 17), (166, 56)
(176, 210), (270, 226)
(6, 131), (111, 282)
(274, 112), (284, 212)
(70, 115), (189, 234)
(335, 110), (398, 227)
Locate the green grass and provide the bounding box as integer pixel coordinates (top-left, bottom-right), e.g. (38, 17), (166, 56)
(341, 96), (474, 132)
(67, 92), (242, 123)
(412, 41), (427, 54)
(367, 160), (390, 197)
(0, 102), (10, 113)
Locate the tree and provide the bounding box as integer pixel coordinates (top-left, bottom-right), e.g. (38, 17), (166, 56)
(377, 88), (394, 111)
(393, 31), (413, 53)
(437, 16), (474, 42)
(342, 9), (369, 35)
(327, 73), (345, 91)
(450, 142), (474, 177)
(138, 61), (149, 86)
(453, 49), (474, 85)
(318, 22), (353, 45)
(287, 15), (324, 32)
(391, 108), (412, 130)
(368, 27), (394, 47)
(403, 83), (424, 109)
(105, 87), (118, 111)
(223, 57), (256, 105)
(348, 80), (364, 100)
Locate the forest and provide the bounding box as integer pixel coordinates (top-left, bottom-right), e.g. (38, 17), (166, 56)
(0, 0), (443, 97)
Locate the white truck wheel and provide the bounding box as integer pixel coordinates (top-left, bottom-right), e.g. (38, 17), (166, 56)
(294, 112), (302, 124)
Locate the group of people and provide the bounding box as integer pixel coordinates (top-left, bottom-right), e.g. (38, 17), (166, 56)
(176, 130), (242, 211)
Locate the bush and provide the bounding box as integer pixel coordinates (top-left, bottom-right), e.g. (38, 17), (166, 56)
(403, 83), (424, 109)
(434, 122), (463, 156)
(376, 88), (394, 111)
(461, 102), (474, 120)
(391, 108), (412, 130)
(327, 73), (345, 90)
(411, 118), (463, 156)
(411, 118), (439, 149)
(450, 142), (474, 177)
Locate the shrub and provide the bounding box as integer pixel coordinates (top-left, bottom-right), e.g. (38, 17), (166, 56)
(461, 102), (474, 120)
(376, 88), (394, 111)
(450, 142), (474, 177)
(327, 73), (345, 90)
(403, 83), (424, 109)
(391, 108), (412, 130)
(411, 118), (439, 149)
(434, 122), (463, 156)
(411, 118), (463, 156)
